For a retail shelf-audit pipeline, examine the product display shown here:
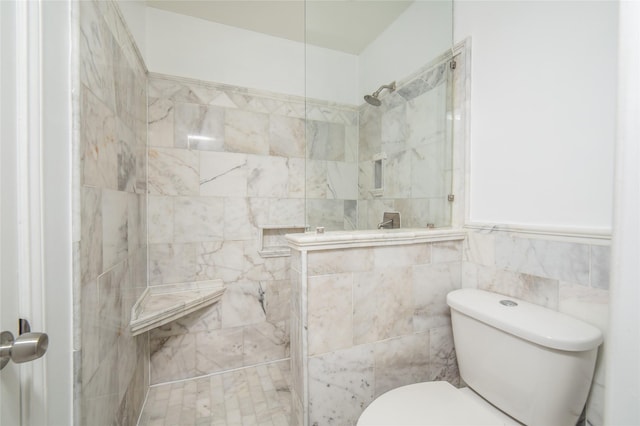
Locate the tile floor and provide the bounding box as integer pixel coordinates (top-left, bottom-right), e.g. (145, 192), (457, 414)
(137, 360), (291, 426)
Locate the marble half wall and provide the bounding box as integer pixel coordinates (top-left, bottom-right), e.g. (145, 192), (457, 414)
(290, 237), (464, 425)
(463, 229), (610, 426)
(74, 0), (148, 425)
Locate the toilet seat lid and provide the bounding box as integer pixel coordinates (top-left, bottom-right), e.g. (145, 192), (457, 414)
(357, 381), (506, 426)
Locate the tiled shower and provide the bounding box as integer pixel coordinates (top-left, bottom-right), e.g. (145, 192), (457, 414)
(73, 1), (611, 426)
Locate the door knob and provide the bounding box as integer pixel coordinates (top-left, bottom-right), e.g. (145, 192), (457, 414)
(0, 330), (48, 371)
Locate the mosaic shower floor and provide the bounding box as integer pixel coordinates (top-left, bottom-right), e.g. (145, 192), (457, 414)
(137, 360), (291, 426)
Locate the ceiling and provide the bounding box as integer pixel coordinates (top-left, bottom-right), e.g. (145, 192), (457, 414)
(145, 0), (414, 54)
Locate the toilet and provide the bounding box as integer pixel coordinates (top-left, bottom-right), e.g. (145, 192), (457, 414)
(357, 288), (603, 426)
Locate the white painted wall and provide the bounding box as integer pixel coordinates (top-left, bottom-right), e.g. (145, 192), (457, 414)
(455, 1), (617, 231)
(146, 7), (305, 97)
(117, 0), (147, 59)
(146, 7), (357, 103)
(359, 0), (453, 100)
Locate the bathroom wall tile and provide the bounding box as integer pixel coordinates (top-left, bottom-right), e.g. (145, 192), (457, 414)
(269, 115), (305, 158)
(247, 155), (289, 198)
(148, 243), (198, 285)
(102, 189), (129, 271)
(411, 142), (448, 199)
(358, 107), (382, 162)
(116, 120), (137, 193)
(306, 120), (345, 161)
(358, 160), (374, 200)
(174, 103), (225, 151)
(195, 240), (244, 283)
(127, 193), (144, 254)
(79, 1), (116, 110)
(81, 87), (118, 190)
(199, 152), (248, 197)
(264, 279), (291, 324)
(558, 282), (608, 333)
(431, 240), (463, 263)
(305, 160), (327, 199)
(81, 346), (119, 425)
(384, 150), (412, 198)
(223, 198), (265, 241)
(97, 261), (127, 355)
(590, 245), (611, 290)
(195, 328), (244, 375)
(463, 231), (496, 267)
(173, 197), (224, 243)
(354, 267), (414, 344)
(225, 109), (269, 155)
(147, 196), (173, 244)
(306, 199), (345, 231)
(243, 321), (289, 366)
(428, 326), (459, 386)
(495, 234), (590, 286)
(148, 148), (199, 196)
(150, 303), (222, 338)
(287, 157), (306, 199)
(308, 345), (375, 426)
(267, 198), (305, 226)
(308, 247), (374, 276)
(381, 103), (408, 156)
(243, 243), (289, 282)
(150, 333), (197, 384)
(406, 84), (447, 148)
(220, 282), (268, 329)
(345, 125), (358, 163)
(345, 200), (358, 230)
(80, 186), (103, 285)
(148, 97), (174, 148)
(373, 244), (431, 269)
(327, 161), (358, 200)
(373, 333), (430, 397)
(307, 273), (353, 356)
(475, 264), (560, 309)
(413, 262), (462, 331)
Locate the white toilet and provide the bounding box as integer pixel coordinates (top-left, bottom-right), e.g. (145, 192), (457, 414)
(357, 288), (603, 426)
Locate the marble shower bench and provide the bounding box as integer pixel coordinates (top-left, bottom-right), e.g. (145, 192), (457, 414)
(130, 280), (226, 336)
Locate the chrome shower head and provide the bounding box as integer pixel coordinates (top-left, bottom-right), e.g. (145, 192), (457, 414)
(364, 81), (396, 106)
(364, 94), (382, 106)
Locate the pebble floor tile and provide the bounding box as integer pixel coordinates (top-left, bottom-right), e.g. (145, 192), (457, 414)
(137, 361), (291, 426)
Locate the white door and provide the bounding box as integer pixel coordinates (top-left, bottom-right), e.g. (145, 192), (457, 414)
(0, 1), (73, 424)
(1, 0), (26, 423)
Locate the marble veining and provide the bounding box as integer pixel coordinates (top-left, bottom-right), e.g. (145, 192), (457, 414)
(130, 280), (226, 336)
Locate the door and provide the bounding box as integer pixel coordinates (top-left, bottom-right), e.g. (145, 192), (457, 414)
(1, 0), (25, 423)
(1, 0), (74, 423)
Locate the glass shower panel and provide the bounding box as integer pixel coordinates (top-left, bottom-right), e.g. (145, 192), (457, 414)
(304, 0), (454, 231)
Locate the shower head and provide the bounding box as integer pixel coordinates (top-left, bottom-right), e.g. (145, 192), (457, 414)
(364, 94), (382, 106)
(364, 81), (396, 106)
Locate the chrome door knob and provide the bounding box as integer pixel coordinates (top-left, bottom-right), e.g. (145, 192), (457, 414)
(0, 330), (48, 370)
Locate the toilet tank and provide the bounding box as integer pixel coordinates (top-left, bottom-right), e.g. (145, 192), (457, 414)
(447, 289), (603, 426)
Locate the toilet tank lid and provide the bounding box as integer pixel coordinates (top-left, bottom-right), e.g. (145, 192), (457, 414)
(447, 289), (603, 351)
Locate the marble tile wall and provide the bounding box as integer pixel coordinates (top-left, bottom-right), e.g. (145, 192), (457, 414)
(462, 230), (610, 426)
(74, 1), (148, 425)
(147, 75), (359, 384)
(358, 60), (454, 230)
(291, 240), (463, 425)
(305, 104), (360, 231)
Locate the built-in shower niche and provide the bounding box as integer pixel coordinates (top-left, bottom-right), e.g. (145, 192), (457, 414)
(259, 225), (307, 258)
